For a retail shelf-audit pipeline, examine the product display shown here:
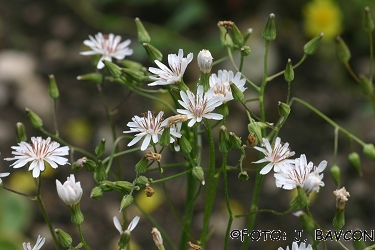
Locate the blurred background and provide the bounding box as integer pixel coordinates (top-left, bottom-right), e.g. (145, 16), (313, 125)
(0, 0), (375, 249)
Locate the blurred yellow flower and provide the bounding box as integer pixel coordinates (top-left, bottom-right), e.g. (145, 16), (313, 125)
(303, 0), (343, 40)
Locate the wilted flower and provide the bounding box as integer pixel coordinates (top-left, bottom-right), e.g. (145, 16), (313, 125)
(334, 187), (350, 210)
(148, 49), (193, 86)
(80, 32), (133, 69)
(22, 235), (45, 250)
(278, 241), (313, 250)
(252, 137), (295, 175)
(209, 70), (246, 103)
(177, 85), (223, 127)
(4, 137), (70, 178)
(56, 174), (83, 206)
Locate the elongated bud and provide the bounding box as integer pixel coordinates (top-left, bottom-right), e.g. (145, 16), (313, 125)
(135, 175), (151, 188)
(151, 228), (165, 250)
(240, 46), (251, 56)
(218, 23), (234, 48)
(197, 49), (213, 74)
(15, 122), (27, 142)
(359, 75), (374, 96)
(94, 161), (107, 183)
(55, 228), (73, 247)
(79, 157), (96, 172)
(179, 136), (192, 154)
(76, 72), (103, 84)
(363, 143), (375, 162)
(135, 157), (149, 174)
(229, 132), (242, 149)
(262, 13), (276, 42)
(120, 194), (134, 211)
(243, 28), (253, 43)
(330, 164), (341, 187)
(103, 60), (122, 78)
(117, 59), (143, 71)
(25, 108), (43, 129)
(278, 101), (291, 117)
(90, 186), (103, 200)
(231, 23), (244, 47)
(352, 235), (365, 250)
(294, 211), (315, 233)
(95, 138), (106, 158)
(192, 166), (205, 185)
(48, 74), (59, 99)
(230, 82), (244, 102)
(335, 36), (351, 64)
(104, 180), (137, 194)
(363, 7), (374, 33)
(70, 203), (84, 225)
(135, 17), (151, 43)
(284, 59), (294, 82)
(143, 43), (163, 63)
(219, 125), (231, 153)
(303, 33), (324, 55)
(122, 68), (146, 82)
(238, 170), (249, 181)
(348, 152), (362, 176)
(159, 126), (171, 147)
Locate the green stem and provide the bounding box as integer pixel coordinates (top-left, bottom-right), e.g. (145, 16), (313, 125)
(267, 54), (307, 82)
(150, 169), (191, 183)
(239, 55), (244, 72)
(235, 207), (293, 218)
(259, 41), (270, 127)
(1, 186), (36, 199)
(369, 32), (373, 82)
(344, 62), (360, 83)
(78, 224), (91, 250)
(222, 153), (233, 250)
(53, 99), (59, 137)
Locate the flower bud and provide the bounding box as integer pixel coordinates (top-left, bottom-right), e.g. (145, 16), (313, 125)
(151, 227), (165, 250)
(135, 17), (151, 43)
(243, 28), (253, 43)
(218, 23), (234, 48)
(135, 175), (151, 188)
(117, 59), (143, 71)
(81, 157), (97, 172)
(231, 23), (244, 47)
(55, 228), (72, 247)
(332, 208), (345, 230)
(240, 46), (251, 57)
(238, 170), (249, 181)
(143, 43), (163, 63)
(197, 49), (213, 74)
(363, 7), (374, 33)
(76, 73), (103, 84)
(230, 82), (245, 102)
(262, 13), (276, 42)
(335, 36), (351, 64)
(135, 157), (149, 174)
(90, 186), (103, 200)
(15, 122), (27, 143)
(229, 132), (242, 149)
(25, 108), (43, 129)
(192, 166), (205, 185)
(303, 33), (324, 55)
(247, 122), (262, 146)
(284, 59), (294, 82)
(179, 136), (192, 154)
(330, 164), (341, 187)
(94, 161), (107, 182)
(120, 194), (134, 211)
(363, 143), (375, 162)
(122, 68), (146, 82)
(95, 138), (106, 158)
(278, 101), (291, 117)
(48, 74), (59, 99)
(103, 60), (122, 78)
(219, 125), (231, 153)
(294, 211), (315, 233)
(358, 75), (374, 96)
(348, 152), (362, 176)
(159, 126), (171, 147)
(352, 235), (365, 250)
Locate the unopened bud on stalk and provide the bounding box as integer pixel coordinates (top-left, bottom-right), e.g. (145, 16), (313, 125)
(247, 122), (262, 146)
(90, 186), (103, 200)
(363, 143), (375, 162)
(240, 46), (251, 57)
(243, 28), (253, 43)
(363, 7), (374, 33)
(218, 23), (234, 48)
(122, 68), (146, 82)
(135, 175), (151, 188)
(278, 101), (291, 117)
(103, 60), (122, 78)
(76, 73), (103, 84)
(55, 229), (73, 248)
(143, 43), (163, 63)
(95, 138), (106, 158)
(135, 157), (149, 174)
(25, 108), (43, 129)
(135, 17), (151, 43)
(231, 23), (244, 47)
(335, 36), (351, 64)
(348, 152), (362, 176)
(151, 228), (165, 250)
(192, 166), (205, 185)
(219, 125), (231, 153)
(120, 194), (134, 211)
(262, 13), (276, 42)
(94, 161), (107, 182)
(48, 74), (59, 99)
(159, 126), (171, 147)
(332, 187), (350, 230)
(284, 59), (294, 82)
(330, 164), (341, 187)
(197, 49), (213, 74)
(117, 59), (143, 71)
(229, 132), (242, 149)
(179, 136), (192, 154)
(15, 122), (27, 142)
(230, 82), (245, 102)
(303, 33), (324, 55)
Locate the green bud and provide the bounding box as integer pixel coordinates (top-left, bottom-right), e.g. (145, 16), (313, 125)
(363, 143), (375, 162)
(122, 68), (146, 82)
(135, 17), (151, 43)
(192, 166), (205, 185)
(25, 108), (43, 129)
(118, 230), (131, 249)
(359, 75), (374, 96)
(117, 59), (144, 71)
(284, 59), (294, 82)
(330, 165), (341, 187)
(95, 138), (106, 158)
(90, 186), (103, 200)
(76, 73), (103, 84)
(278, 101), (291, 117)
(238, 170), (249, 181)
(363, 7), (374, 33)
(243, 28), (253, 44)
(303, 33), (324, 55)
(69, 203), (84, 225)
(55, 228), (73, 247)
(143, 43), (163, 63)
(94, 161), (107, 183)
(229, 132), (242, 149)
(335, 36), (351, 64)
(240, 46), (251, 57)
(348, 152), (362, 176)
(159, 126), (171, 147)
(115, 181), (138, 193)
(262, 13), (276, 42)
(103, 60), (122, 78)
(135, 157), (149, 174)
(179, 136), (192, 154)
(218, 24), (234, 48)
(332, 209), (345, 230)
(48, 74), (59, 99)
(82, 158), (96, 172)
(290, 187), (309, 210)
(294, 211), (315, 233)
(231, 23), (244, 47)
(120, 194), (134, 211)
(230, 82), (244, 102)
(219, 125), (231, 153)
(353, 234), (365, 250)
(15, 122), (27, 143)
(135, 175), (151, 188)
(247, 121), (262, 146)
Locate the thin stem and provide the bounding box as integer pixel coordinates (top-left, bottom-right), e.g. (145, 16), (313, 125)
(150, 169), (191, 183)
(344, 62), (360, 83)
(369, 32), (374, 81)
(222, 153), (233, 250)
(53, 99), (59, 137)
(333, 127), (339, 166)
(235, 207), (293, 218)
(259, 41), (270, 126)
(239, 55), (245, 72)
(77, 224), (91, 250)
(1, 186), (36, 199)
(267, 54), (307, 82)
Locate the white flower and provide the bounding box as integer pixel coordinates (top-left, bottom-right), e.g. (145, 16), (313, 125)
(252, 137), (295, 175)
(278, 241), (313, 250)
(80, 32), (133, 69)
(274, 154), (327, 194)
(0, 172), (10, 184)
(22, 235), (45, 250)
(113, 215), (140, 234)
(197, 49), (213, 74)
(4, 137), (70, 178)
(56, 174), (83, 206)
(209, 70), (246, 103)
(148, 49), (193, 86)
(177, 85), (223, 127)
